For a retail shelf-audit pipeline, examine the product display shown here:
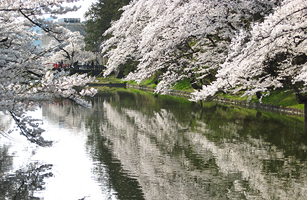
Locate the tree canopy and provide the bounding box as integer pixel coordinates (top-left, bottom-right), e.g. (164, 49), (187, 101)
(84, 0), (131, 52)
(100, 0), (280, 94)
(100, 0), (307, 117)
(0, 0), (97, 145)
(46, 26), (95, 66)
(191, 0), (307, 102)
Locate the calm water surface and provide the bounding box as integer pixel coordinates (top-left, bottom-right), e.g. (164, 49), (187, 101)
(1, 90), (307, 200)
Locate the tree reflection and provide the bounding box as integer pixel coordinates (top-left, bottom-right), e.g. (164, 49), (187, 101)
(0, 110), (53, 199)
(9, 111), (53, 147)
(0, 162), (53, 200)
(42, 99), (92, 129)
(1, 108), (52, 147)
(38, 90), (307, 199)
(0, 145), (13, 176)
(85, 91), (307, 199)
(87, 132), (145, 200)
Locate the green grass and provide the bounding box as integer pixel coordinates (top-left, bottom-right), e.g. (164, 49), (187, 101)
(218, 92), (258, 102)
(139, 78), (157, 88)
(219, 89), (303, 110)
(95, 76), (124, 84)
(261, 89), (303, 109)
(173, 78), (194, 92)
(94, 76), (304, 110)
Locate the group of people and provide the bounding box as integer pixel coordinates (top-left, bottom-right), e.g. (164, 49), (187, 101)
(72, 60), (104, 70)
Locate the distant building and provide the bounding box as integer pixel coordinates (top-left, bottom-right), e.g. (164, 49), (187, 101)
(58, 18), (86, 36)
(58, 18), (80, 24)
(41, 18), (86, 49)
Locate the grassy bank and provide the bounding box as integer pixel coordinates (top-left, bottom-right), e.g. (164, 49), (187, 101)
(94, 76), (303, 110)
(220, 89), (303, 110)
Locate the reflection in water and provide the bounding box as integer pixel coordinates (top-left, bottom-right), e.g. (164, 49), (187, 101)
(0, 145), (13, 174)
(85, 91), (307, 200)
(0, 112), (13, 140)
(0, 161), (53, 200)
(0, 112), (53, 199)
(0, 90), (307, 199)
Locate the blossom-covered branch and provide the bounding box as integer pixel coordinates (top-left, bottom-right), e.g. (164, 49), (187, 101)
(101, 0), (278, 94)
(0, 0), (97, 145)
(192, 0), (307, 103)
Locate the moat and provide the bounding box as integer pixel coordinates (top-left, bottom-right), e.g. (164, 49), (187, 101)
(1, 90), (306, 199)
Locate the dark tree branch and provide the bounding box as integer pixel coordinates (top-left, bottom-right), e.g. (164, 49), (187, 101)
(18, 8), (64, 44)
(0, 37), (8, 43)
(9, 111), (53, 147)
(26, 70), (43, 78)
(206, 35), (217, 47)
(59, 47), (72, 60)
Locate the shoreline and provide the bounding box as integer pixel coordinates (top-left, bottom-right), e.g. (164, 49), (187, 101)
(89, 83), (304, 118)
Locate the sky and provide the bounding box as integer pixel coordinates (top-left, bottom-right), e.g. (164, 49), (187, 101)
(52, 0), (98, 22)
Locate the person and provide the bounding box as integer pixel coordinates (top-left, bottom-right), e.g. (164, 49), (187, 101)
(73, 61), (79, 69)
(91, 60), (94, 69)
(59, 60), (63, 68)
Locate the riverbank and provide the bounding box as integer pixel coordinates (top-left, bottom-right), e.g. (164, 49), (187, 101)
(90, 77), (304, 117)
(125, 84), (304, 117)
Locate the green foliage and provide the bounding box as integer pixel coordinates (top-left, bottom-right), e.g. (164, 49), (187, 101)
(261, 89), (303, 109)
(140, 78), (157, 88)
(117, 58), (139, 78)
(136, 72), (161, 87)
(219, 92), (257, 102)
(173, 78), (194, 91)
(84, 0), (131, 51)
(96, 86), (117, 93)
(220, 89), (303, 109)
(187, 37), (198, 47)
(94, 76), (303, 110)
(95, 76), (124, 84)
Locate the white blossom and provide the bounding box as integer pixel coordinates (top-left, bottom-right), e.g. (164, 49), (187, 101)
(0, 0), (97, 145)
(193, 0), (307, 102)
(45, 27), (96, 65)
(101, 0), (278, 93)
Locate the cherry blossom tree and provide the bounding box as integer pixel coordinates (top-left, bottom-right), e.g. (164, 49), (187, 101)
(0, 0), (97, 145)
(46, 27), (96, 66)
(192, 0), (307, 119)
(101, 0), (279, 94)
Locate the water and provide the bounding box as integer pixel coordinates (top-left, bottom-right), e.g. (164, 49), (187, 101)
(1, 90), (307, 200)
